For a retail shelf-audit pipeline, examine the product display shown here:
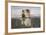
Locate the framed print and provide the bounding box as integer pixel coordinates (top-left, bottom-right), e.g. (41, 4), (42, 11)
(5, 0), (45, 34)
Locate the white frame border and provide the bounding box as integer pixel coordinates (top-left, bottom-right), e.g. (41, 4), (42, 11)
(8, 3), (44, 33)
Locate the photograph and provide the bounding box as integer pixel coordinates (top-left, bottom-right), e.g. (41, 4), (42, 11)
(11, 6), (40, 28)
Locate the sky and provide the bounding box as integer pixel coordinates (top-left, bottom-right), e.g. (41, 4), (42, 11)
(11, 6), (40, 18)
